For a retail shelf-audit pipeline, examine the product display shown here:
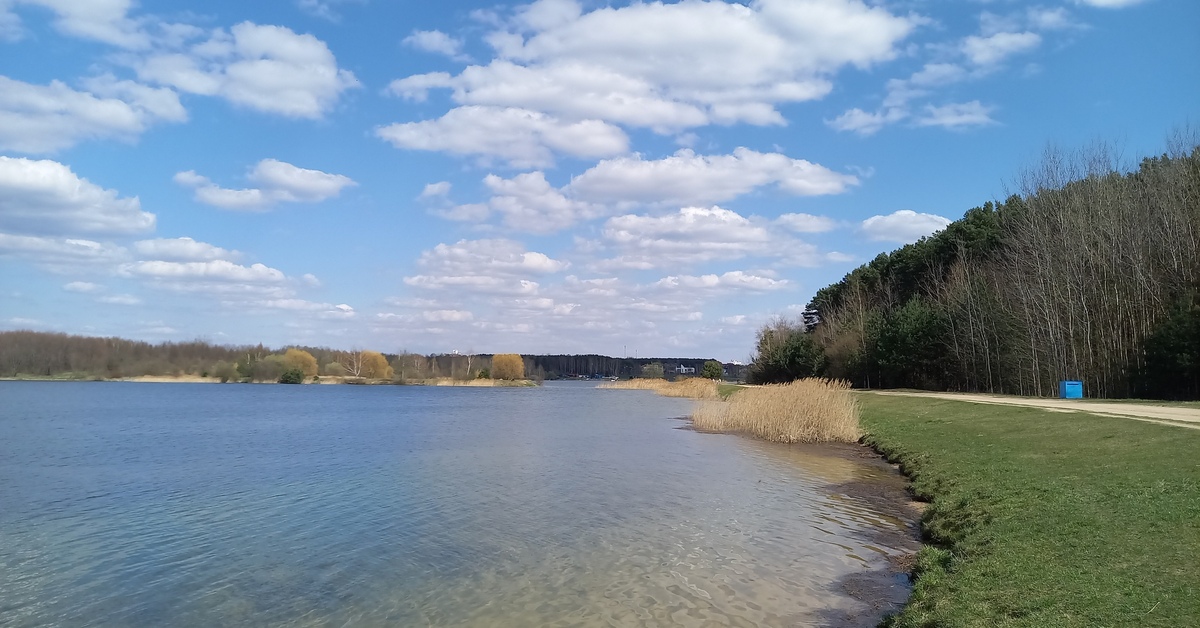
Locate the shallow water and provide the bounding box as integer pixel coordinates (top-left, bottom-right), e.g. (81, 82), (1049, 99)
(0, 381), (914, 627)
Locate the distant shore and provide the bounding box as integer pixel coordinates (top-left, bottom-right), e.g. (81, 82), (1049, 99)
(0, 375), (539, 387)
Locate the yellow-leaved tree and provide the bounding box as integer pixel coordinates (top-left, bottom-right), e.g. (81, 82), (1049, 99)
(361, 350), (394, 379)
(282, 349), (318, 378)
(492, 354), (524, 380)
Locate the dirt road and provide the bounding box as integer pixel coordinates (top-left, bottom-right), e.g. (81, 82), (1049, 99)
(866, 391), (1200, 429)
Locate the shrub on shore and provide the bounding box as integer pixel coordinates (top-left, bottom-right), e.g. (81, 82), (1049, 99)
(492, 354), (525, 380)
(691, 378), (860, 443)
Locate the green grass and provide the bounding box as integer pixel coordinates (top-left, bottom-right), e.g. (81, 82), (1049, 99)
(717, 383), (744, 399)
(859, 394), (1200, 627)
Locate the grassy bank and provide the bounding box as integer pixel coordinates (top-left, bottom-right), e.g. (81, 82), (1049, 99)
(860, 394), (1200, 627)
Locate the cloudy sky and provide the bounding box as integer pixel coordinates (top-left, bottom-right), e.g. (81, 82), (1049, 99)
(1, 0), (1196, 360)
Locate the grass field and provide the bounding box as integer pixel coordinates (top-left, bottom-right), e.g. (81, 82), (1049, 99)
(859, 394), (1200, 627)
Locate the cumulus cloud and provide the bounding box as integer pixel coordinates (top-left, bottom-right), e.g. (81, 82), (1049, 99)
(592, 206), (837, 270)
(63, 281), (102, 293)
(135, 22), (359, 119)
(916, 101), (996, 129)
(174, 159), (355, 210)
(297, 0), (364, 21)
(376, 106), (629, 168)
(391, 0), (918, 132)
(1075, 0), (1148, 8)
(403, 30), (469, 61)
(5, 0), (151, 48)
(430, 147), (855, 233)
(568, 148), (858, 206)
(133, 237), (240, 261)
(414, 238), (567, 276)
(404, 238), (566, 297)
(251, 299), (355, 319)
(860, 210), (952, 243)
(424, 309), (474, 322)
(0, 75), (186, 153)
(825, 107), (905, 136)
(962, 31), (1041, 67)
(419, 181), (452, 199)
(653, 271), (789, 293)
(97, 294), (141, 305)
(0, 233), (130, 271)
(120, 259), (287, 283)
(776, 213), (837, 233)
(0, 157), (156, 236)
(481, 171), (602, 232)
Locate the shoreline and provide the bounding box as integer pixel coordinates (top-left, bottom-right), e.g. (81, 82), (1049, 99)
(0, 375), (539, 387)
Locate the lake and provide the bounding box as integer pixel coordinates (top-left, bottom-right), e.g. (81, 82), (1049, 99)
(0, 381), (916, 627)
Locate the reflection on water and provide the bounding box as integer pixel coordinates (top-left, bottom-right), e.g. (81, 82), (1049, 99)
(0, 381), (915, 627)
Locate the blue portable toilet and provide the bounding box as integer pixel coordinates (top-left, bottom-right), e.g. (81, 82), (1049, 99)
(1059, 380), (1083, 399)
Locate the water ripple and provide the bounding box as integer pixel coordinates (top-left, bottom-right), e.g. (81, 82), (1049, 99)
(0, 381), (914, 627)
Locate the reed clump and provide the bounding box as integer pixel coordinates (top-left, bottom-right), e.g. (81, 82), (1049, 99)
(599, 378), (721, 399)
(691, 378), (860, 443)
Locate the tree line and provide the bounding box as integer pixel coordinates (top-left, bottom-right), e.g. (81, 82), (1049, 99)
(748, 135), (1200, 400)
(0, 331), (731, 384)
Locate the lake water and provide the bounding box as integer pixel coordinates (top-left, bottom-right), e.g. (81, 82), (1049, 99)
(0, 381), (916, 627)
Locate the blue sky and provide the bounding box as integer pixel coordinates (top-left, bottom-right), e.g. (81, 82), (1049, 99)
(1, 0), (1196, 361)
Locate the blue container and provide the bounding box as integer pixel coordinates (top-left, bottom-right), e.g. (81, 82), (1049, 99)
(1059, 380), (1084, 399)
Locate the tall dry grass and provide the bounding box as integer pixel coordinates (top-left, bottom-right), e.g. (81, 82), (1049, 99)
(599, 378), (721, 399)
(691, 379), (860, 443)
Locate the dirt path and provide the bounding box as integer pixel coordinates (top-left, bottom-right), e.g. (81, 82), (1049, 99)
(865, 391), (1200, 430)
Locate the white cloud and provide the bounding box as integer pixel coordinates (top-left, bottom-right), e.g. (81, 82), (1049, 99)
(133, 237), (240, 261)
(297, 0), (364, 21)
(916, 101), (997, 129)
(602, 206), (772, 264)
(0, 157), (156, 236)
(0, 75), (186, 153)
(592, 206), (834, 270)
(0, 232), (130, 270)
(63, 281), (102, 293)
(120, 259), (287, 283)
(174, 159), (355, 210)
(6, 0), (150, 48)
(1027, 7), (1077, 31)
(962, 31), (1041, 67)
(414, 238), (567, 276)
(251, 299), (355, 319)
(777, 213), (837, 233)
(403, 30), (469, 61)
(826, 107), (905, 136)
(391, 0), (918, 133)
(1075, 0), (1148, 8)
(424, 309), (474, 322)
(653, 271), (789, 293)
(136, 22), (359, 119)
(431, 148), (857, 233)
(97, 294), (141, 305)
(404, 238), (566, 297)
(860, 210), (951, 243)
(567, 148), (858, 206)
(419, 181), (452, 199)
(482, 171), (602, 233)
(376, 106), (629, 168)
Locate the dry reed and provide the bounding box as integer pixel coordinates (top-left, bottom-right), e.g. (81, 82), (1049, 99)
(691, 378), (860, 443)
(599, 378), (721, 399)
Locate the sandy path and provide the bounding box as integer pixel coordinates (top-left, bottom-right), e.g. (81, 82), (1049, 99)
(865, 391), (1200, 430)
